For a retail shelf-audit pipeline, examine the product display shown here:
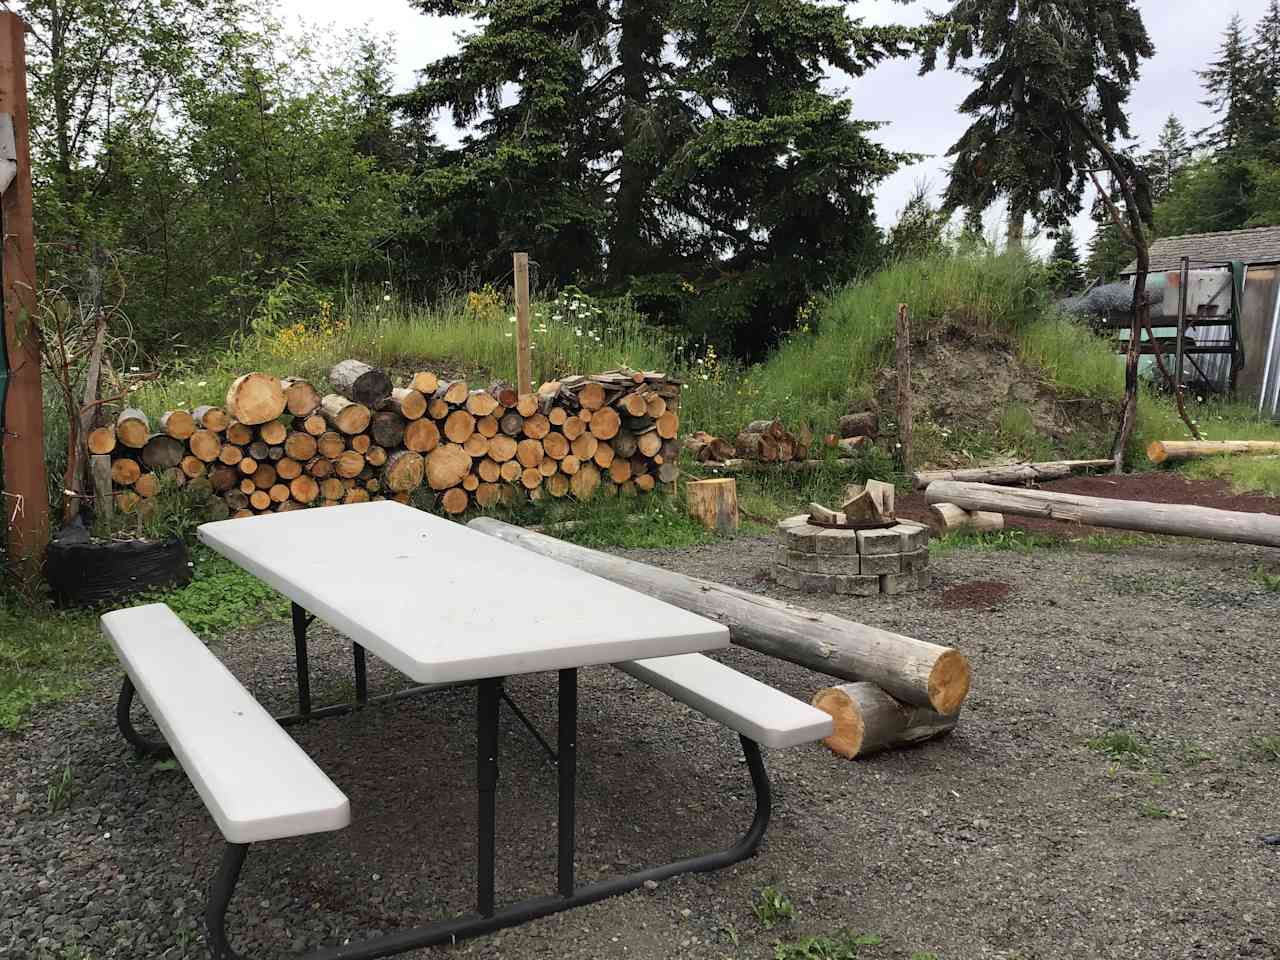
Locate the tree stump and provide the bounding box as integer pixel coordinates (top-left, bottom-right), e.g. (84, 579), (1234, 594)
(686, 478), (738, 533)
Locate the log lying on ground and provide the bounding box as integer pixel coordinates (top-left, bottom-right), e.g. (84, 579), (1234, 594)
(929, 502), (1004, 533)
(912, 459), (1115, 489)
(698, 458), (860, 472)
(467, 518), (971, 713)
(811, 682), (959, 759)
(925, 480), (1280, 548)
(1147, 440), (1280, 464)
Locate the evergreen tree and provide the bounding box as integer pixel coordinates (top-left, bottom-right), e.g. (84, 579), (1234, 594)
(1047, 225), (1084, 293)
(1143, 115), (1191, 202)
(1197, 15), (1253, 151)
(1249, 0), (1280, 157)
(399, 0), (929, 355)
(920, 1), (1153, 241)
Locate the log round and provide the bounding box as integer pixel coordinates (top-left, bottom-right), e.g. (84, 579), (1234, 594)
(321, 395), (371, 435)
(403, 418), (441, 454)
(383, 449), (425, 492)
(281, 378), (322, 417)
(160, 410), (196, 440)
(929, 502), (1004, 533)
(811, 682), (959, 759)
(426, 443), (472, 490)
(467, 518), (971, 713)
(925, 480), (1280, 548)
(192, 405), (229, 432)
(116, 409), (151, 448)
(390, 387), (428, 421)
(330, 360), (392, 407)
(141, 434), (185, 470)
(225, 373), (286, 425)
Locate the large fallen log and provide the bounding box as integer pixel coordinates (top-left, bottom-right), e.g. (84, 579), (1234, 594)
(700, 457), (860, 473)
(925, 480), (1280, 548)
(467, 518), (971, 713)
(912, 459), (1114, 489)
(1147, 440), (1280, 464)
(811, 682), (959, 759)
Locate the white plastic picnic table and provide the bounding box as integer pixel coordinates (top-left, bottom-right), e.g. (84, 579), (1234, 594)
(187, 500), (761, 955)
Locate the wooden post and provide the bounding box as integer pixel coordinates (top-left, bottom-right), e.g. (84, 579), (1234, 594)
(91, 454), (112, 524)
(513, 252), (532, 396)
(0, 13), (48, 577)
(895, 303), (912, 472)
(1175, 255), (1188, 403)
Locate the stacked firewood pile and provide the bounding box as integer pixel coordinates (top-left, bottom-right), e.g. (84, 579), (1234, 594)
(93, 362), (682, 519)
(685, 419), (812, 464)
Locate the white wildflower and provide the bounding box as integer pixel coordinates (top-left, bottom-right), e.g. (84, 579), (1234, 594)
(383, 294), (391, 302)
(553, 313), (563, 320)
(197, 381), (207, 387)
(130, 366), (139, 372)
(504, 332), (513, 338)
(509, 316), (517, 323)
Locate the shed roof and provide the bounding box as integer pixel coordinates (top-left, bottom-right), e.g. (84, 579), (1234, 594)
(1121, 225), (1280, 274)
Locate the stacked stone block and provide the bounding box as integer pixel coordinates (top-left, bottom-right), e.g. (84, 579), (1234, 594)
(773, 515), (931, 595)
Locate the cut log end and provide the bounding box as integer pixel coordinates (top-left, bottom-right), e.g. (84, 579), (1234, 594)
(812, 682), (959, 759)
(927, 649), (971, 716)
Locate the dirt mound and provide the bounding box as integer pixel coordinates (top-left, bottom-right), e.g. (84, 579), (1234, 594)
(874, 327), (1115, 465)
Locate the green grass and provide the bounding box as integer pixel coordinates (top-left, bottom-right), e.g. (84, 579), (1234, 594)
(0, 544), (288, 730)
(773, 932), (883, 960)
(1250, 735), (1280, 762)
(1086, 729), (1152, 765)
(754, 885), (796, 930)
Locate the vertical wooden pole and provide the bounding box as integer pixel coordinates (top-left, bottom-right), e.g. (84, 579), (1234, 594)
(895, 303), (912, 473)
(1175, 255), (1188, 401)
(0, 13), (48, 577)
(513, 252), (532, 396)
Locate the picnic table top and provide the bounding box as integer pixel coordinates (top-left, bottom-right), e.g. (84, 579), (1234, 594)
(198, 501), (729, 683)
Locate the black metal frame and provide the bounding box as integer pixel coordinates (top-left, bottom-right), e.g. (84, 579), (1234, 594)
(117, 603), (773, 960)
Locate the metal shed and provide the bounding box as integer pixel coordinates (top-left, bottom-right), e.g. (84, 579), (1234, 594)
(1120, 226), (1280, 416)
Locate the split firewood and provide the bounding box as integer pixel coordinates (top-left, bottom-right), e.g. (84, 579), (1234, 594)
(929, 502), (1005, 533)
(330, 360), (392, 407)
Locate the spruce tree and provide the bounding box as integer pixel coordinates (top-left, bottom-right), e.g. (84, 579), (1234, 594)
(400, 0), (929, 353)
(1047, 225), (1084, 293)
(1143, 115), (1191, 202)
(1197, 15), (1252, 151)
(920, 1), (1153, 240)
(1249, 0), (1280, 157)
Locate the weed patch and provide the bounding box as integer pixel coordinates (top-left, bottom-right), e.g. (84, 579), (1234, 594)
(1086, 729), (1152, 765)
(1250, 735), (1280, 762)
(754, 886), (795, 930)
(773, 932), (881, 960)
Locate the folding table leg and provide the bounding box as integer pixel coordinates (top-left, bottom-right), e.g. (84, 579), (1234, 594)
(353, 643), (368, 705)
(476, 677), (502, 917)
(557, 668), (577, 897)
(291, 603), (312, 718)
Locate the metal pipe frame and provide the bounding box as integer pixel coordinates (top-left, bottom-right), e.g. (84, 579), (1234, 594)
(118, 603), (773, 958)
(204, 670), (770, 959)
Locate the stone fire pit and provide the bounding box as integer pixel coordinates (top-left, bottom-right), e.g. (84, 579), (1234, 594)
(773, 515), (931, 596)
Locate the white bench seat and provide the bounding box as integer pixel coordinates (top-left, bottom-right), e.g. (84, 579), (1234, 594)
(102, 603), (350, 844)
(616, 653), (833, 748)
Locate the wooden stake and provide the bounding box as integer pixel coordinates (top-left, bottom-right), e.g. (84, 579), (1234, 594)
(895, 303), (912, 472)
(514, 252), (532, 395)
(0, 13), (46, 574)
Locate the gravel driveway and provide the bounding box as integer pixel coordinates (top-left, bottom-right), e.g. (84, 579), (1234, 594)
(2, 534), (1278, 960)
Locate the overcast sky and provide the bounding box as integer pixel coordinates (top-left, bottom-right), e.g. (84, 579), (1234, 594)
(281, 0), (1270, 253)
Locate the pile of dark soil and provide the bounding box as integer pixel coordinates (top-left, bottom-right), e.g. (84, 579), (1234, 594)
(941, 580), (1012, 609)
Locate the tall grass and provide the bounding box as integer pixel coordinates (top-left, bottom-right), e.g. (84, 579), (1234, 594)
(725, 252), (1049, 433)
(128, 286), (687, 419)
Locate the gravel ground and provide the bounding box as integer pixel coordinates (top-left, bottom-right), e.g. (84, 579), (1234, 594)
(2, 534), (1279, 960)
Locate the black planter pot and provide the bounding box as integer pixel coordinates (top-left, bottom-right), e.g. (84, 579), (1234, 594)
(45, 524), (192, 608)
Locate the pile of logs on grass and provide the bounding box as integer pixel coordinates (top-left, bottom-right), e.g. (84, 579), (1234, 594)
(92, 363), (682, 520)
(469, 517), (970, 760)
(686, 419), (813, 465)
